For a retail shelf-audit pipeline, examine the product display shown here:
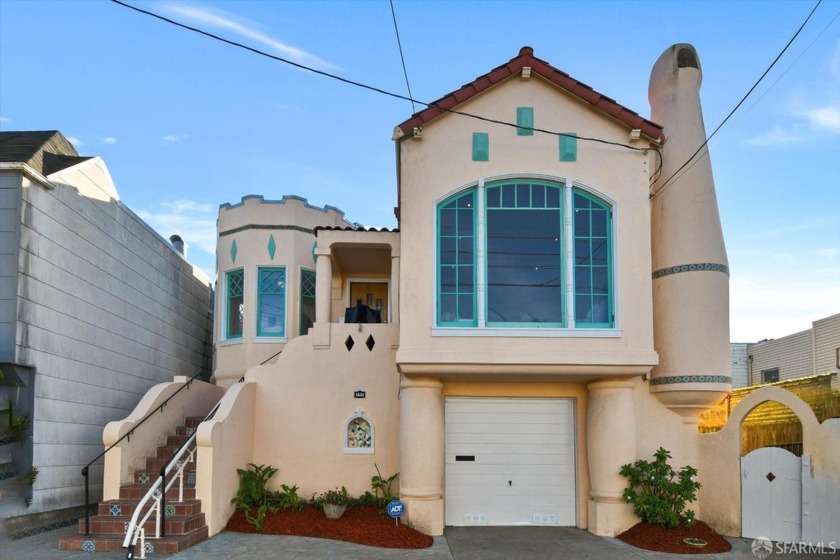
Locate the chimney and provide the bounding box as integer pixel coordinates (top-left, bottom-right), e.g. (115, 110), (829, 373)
(170, 234), (187, 258)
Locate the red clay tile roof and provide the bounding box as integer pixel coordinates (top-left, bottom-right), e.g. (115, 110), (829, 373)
(395, 46), (665, 144)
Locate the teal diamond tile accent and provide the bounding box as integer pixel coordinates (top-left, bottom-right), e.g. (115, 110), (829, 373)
(138, 473), (149, 484)
(230, 239), (238, 263)
(144, 542), (154, 554)
(267, 234), (276, 260)
(165, 504), (176, 516)
(110, 504), (121, 516)
(83, 541), (95, 552)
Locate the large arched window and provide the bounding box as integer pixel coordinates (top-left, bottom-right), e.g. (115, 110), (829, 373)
(436, 179), (613, 330)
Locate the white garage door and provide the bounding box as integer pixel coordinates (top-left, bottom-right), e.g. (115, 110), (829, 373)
(445, 397), (576, 526)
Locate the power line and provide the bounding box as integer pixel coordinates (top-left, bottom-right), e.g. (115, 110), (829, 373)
(109, 0), (648, 153)
(650, 0), (823, 199)
(389, 0), (416, 115)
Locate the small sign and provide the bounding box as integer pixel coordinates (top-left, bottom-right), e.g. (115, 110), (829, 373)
(354, 390), (366, 399)
(387, 500), (405, 519)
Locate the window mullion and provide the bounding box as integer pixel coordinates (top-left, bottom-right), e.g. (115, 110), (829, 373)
(564, 181), (575, 328)
(476, 178), (486, 328)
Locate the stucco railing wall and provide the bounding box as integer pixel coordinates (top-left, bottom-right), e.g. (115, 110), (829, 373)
(698, 386), (840, 540)
(247, 323), (401, 500)
(102, 376), (224, 501)
(195, 381), (256, 537)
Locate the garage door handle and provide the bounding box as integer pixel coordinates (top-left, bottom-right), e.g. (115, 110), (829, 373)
(455, 455), (475, 462)
(509, 480), (512, 486)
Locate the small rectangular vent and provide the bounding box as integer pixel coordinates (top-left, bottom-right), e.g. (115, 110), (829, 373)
(533, 513), (557, 525)
(464, 514), (488, 524)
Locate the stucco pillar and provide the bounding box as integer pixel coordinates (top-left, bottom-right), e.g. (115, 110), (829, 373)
(587, 379), (637, 536)
(313, 246), (332, 347)
(399, 376), (444, 535)
(390, 250), (400, 324)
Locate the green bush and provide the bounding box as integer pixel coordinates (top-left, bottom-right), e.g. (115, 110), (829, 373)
(231, 463), (278, 532)
(620, 447), (700, 528)
(316, 486), (349, 506)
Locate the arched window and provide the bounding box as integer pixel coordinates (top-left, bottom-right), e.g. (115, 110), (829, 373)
(436, 179), (613, 329)
(344, 410), (374, 454)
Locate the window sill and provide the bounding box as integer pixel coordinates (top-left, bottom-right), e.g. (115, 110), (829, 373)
(431, 327), (621, 338)
(218, 338), (244, 347)
(252, 337), (288, 344)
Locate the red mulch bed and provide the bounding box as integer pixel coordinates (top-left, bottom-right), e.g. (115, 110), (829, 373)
(225, 505), (433, 549)
(618, 520), (732, 554)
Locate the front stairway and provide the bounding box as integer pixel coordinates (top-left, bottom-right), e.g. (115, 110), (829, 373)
(59, 416), (208, 555)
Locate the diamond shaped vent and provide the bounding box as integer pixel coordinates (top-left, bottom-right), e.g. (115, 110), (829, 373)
(345, 336), (355, 351)
(766, 472), (776, 482)
(366, 335), (375, 351)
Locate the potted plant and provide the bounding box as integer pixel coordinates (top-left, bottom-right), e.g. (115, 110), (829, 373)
(317, 486), (349, 519)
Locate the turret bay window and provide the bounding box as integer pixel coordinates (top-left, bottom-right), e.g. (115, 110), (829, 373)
(257, 267), (286, 337)
(436, 179), (613, 329)
(225, 269), (244, 339)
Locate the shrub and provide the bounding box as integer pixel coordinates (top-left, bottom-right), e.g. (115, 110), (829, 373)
(231, 463), (278, 531)
(620, 447), (700, 528)
(316, 486), (349, 507)
(371, 464), (399, 503)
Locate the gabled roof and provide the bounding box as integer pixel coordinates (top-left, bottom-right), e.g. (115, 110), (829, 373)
(0, 130), (91, 175)
(395, 46), (664, 144)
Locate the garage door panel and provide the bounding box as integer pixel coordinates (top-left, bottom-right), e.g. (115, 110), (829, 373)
(445, 397), (576, 527)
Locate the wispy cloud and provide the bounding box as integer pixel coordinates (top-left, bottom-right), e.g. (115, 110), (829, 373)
(743, 125), (808, 147)
(803, 105), (840, 134)
(103, 137), (118, 145)
(160, 3), (335, 70)
(136, 199), (217, 277)
(0, 116), (10, 123)
(67, 136), (83, 147)
(163, 134), (184, 144)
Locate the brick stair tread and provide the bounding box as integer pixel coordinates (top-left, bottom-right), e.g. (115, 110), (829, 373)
(99, 498), (202, 516)
(78, 512), (205, 536)
(59, 525), (208, 554)
(120, 483), (196, 500)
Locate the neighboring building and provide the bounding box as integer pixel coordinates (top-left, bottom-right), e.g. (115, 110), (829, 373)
(0, 131), (212, 521)
(748, 314), (840, 386)
(194, 44), (733, 539)
(730, 343), (749, 388)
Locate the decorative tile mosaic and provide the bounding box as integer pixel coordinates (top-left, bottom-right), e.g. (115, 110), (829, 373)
(188, 471), (196, 485)
(652, 262), (729, 279)
(165, 504), (176, 516)
(650, 375), (732, 386)
(110, 504), (121, 516)
(138, 473), (149, 484)
(186, 427), (195, 437)
(230, 239), (238, 263)
(144, 542), (154, 555)
(83, 541), (95, 552)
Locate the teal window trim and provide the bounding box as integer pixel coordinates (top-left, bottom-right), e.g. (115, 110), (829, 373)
(572, 190), (613, 328)
(516, 107), (534, 136)
(257, 267), (286, 337)
(299, 268), (316, 336)
(560, 133), (577, 162)
(472, 132), (489, 162)
(225, 268), (244, 340)
(437, 189), (477, 326)
(435, 180), (614, 331)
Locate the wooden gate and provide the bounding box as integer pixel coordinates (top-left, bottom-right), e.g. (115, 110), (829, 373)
(741, 447), (802, 542)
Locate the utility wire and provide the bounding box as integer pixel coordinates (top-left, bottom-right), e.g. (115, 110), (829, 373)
(109, 0), (648, 153)
(650, 0), (822, 199)
(390, 0), (417, 115)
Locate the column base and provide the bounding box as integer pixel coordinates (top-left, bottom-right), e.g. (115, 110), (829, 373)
(587, 499), (637, 537)
(402, 496), (444, 536)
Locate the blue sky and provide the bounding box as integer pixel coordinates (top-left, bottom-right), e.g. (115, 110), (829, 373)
(1, 0), (838, 342)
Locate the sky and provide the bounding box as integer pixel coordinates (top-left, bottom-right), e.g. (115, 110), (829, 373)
(1, 0), (838, 343)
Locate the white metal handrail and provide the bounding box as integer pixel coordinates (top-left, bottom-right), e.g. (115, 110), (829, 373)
(123, 400), (222, 559)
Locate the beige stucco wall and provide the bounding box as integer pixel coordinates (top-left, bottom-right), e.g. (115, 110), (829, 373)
(395, 74), (657, 377)
(214, 196), (353, 386)
(246, 323), (401, 499)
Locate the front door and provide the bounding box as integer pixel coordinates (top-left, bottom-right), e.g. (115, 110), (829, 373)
(349, 282), (388, 322)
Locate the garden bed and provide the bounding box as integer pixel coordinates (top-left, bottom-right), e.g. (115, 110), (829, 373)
(618, 520), (732, 554)
(225, 505), (433, 549)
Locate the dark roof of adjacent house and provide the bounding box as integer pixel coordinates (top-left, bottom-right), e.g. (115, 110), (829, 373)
(0, 130), (91, 175)
(395, 46), (665, 144)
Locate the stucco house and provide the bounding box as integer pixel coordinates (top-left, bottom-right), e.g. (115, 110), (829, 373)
(0, 131), (213, 535)
(63, 44), (839, 554)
